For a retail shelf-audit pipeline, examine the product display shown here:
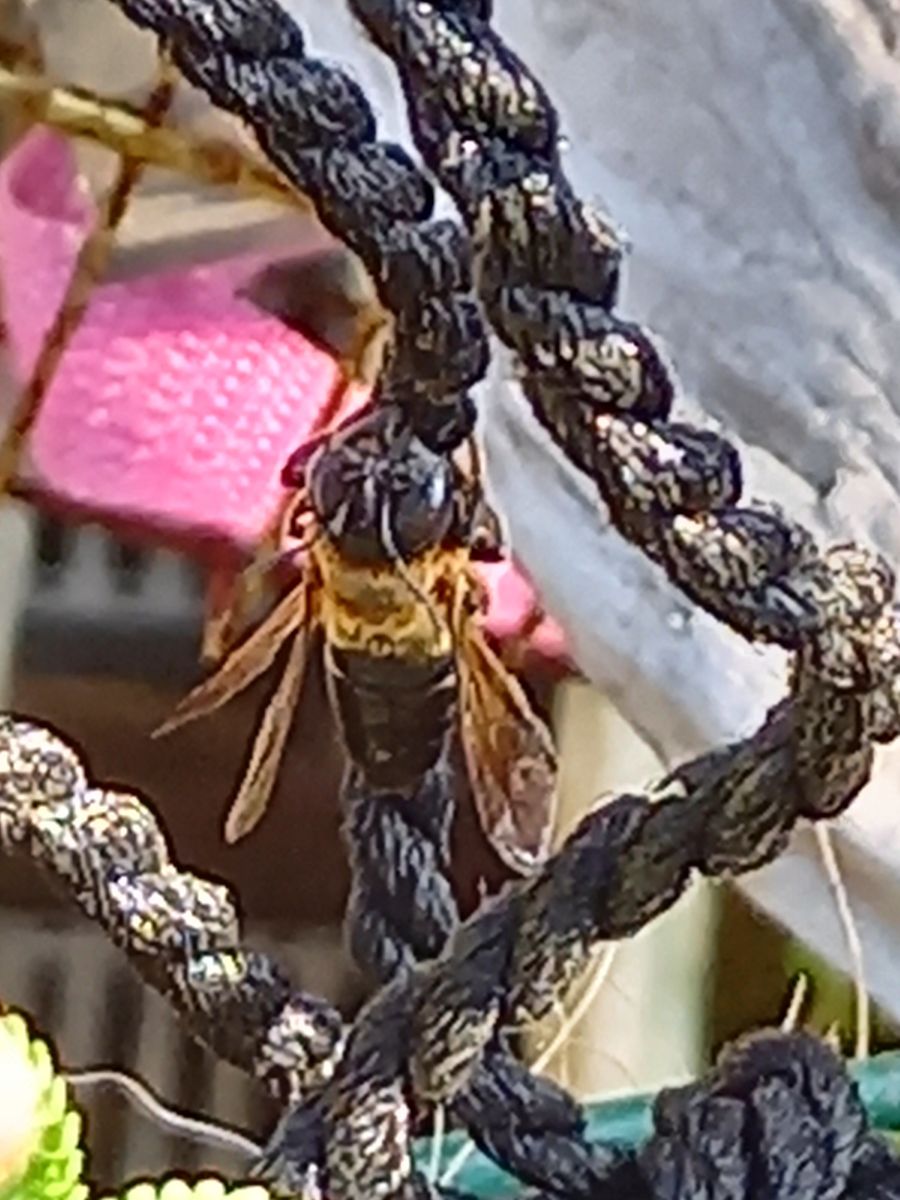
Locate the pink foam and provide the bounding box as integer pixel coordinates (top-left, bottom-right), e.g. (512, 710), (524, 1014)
(478, 561), (568, 662)
(0, 129), (568, 664)
(0, 130), (349, 547)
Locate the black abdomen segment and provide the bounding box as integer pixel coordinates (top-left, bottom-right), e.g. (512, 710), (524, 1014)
(328, 648), (457, 790)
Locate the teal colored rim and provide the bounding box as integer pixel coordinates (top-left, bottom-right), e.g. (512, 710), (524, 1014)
(414, 1051), (900, 1197)
(6, 1005), (900, 1200)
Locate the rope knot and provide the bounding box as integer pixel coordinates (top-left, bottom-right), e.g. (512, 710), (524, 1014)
(639, 1031), (871, 1200)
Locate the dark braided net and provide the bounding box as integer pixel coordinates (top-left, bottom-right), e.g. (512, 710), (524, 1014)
(16, 4), (900, 1199)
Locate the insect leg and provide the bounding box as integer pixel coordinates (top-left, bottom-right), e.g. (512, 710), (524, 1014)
(200, 491), (313, 664)
(204, 264), (389, 661)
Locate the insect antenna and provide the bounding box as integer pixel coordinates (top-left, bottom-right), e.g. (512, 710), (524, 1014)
(379, 497), (444, 641)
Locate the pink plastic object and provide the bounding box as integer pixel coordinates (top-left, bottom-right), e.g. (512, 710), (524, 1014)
(478, 561), (567, 663)
(0, 130), (352, 547)
(0, 129), (567, 663)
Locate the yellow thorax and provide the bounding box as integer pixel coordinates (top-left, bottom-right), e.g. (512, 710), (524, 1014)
(310, 538), (471, 659)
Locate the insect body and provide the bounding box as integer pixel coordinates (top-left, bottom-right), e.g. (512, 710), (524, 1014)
(158, 404), (557, 874)
(307, 406), (460, 791)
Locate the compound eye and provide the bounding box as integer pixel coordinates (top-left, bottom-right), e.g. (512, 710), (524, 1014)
(281, 443), (313, 489)
(309, 452), (349, 526)
(389, 460), (454, 558)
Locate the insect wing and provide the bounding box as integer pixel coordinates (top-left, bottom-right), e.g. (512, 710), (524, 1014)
(459, 619), (558, 874)
(223, 619), (311, 843)
(154, 576), (312, 736)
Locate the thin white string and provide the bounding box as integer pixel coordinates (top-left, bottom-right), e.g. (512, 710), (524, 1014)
(66, 1067), (262, 1159)
(426, 1103), (445, 1185)
(780, 972), (809, 1032)
(814, 825), (870, 1060)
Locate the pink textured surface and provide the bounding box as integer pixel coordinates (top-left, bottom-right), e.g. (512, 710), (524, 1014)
(0, 129), (345, 546)
(479, 561), (567, 662)
(0, 129), (568, 663)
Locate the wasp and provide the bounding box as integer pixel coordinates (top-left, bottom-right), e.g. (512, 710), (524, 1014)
(156, 402), (558, 874)
(0, 36), (557, 870)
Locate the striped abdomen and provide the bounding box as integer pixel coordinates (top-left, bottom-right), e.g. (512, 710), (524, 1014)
(327, 648), (457, 790)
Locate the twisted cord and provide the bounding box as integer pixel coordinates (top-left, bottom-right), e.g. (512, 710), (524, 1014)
(1, 654), (898, 1200)
(104, 0), (490, 450)
(622, 1030), (900, 1199)
(341, 765), (458, 984)
(310, 636), (900, 1200)
(260, 741), (462, 1196)
(0, 716), (344, 1110)
(344, 0), (900, 661)
(336, 761), (607, 1200)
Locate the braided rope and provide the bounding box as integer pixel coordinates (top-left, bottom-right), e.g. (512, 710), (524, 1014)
(293, 616), (899, 1200)
(16, 5), (900, 1198)
(335, 762), (602, 1200)
(0, 716), (344, 1114)
(610, 1030), (900, 1199)
(1, 628), (898, 1198)
(341, 766), (458, 984)
(344, 0), (900, 663)
(104, 0), (487, 452)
